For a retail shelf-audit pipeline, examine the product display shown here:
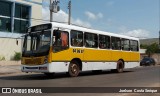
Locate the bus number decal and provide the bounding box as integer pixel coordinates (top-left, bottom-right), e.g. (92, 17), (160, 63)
(73, 49), (84, 53)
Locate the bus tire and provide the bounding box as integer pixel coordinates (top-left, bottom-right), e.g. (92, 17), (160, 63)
(116, 60), (124, 73)
(68, 61), (80, 77)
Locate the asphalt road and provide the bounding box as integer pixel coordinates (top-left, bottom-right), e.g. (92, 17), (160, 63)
(0, 66), (159, 96)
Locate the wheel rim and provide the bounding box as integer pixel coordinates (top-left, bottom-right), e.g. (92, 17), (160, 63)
(71, 64), (79, 75)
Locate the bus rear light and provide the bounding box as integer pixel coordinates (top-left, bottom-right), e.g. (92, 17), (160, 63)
(39, 67), (48, 70)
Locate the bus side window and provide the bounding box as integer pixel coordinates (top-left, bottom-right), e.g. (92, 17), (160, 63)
(111, 37), (115, 50)
(130, 40), (139, 51)
(85, 32), (98, 48)
(111, 37), (121, 50)
(71, 30), (83, 47)
(99, 35), (110, 49)
(61, 32), (68, 47)
(121, 39), (130, 51)
(53, 30), (69, 52)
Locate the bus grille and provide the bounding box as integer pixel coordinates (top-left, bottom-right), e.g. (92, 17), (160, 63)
(24, 57), (44, 65)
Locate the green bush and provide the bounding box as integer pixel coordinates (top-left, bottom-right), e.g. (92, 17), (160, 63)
(13, 52), (21, 61)
(0, 56), (5, 61)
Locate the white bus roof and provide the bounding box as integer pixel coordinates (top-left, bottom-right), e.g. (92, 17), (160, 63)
(36, 22), (139, 41)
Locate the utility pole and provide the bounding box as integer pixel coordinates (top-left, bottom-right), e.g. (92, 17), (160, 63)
(50, 0), (53, 22)
(49, 0), (60, 22)
(68, 0), (71, 25)
(159, 30), (160, 49)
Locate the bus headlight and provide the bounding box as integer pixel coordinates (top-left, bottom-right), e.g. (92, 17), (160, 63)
(44, 56), (48, 64)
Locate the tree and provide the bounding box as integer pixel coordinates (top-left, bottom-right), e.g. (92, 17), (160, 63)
(140, 44), (148, 49)
(145, 43), (159, 57)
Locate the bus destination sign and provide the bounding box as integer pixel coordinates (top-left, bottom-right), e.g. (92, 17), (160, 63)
(28, 24), (52, 33)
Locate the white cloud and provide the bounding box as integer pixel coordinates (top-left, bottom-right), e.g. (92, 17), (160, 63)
(85, 11), (96, 20)
(97, 13), (103, 18)
(42, 6), (91, 28)
(73, 19), (91, 28)
(85, 11), (103, 20)
(42, 7), (68, 23)
(120, 29), (150, 38)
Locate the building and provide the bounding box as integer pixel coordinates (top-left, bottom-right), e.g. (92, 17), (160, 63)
(140, 49), (147, 59)
(0, 0), (42, 60)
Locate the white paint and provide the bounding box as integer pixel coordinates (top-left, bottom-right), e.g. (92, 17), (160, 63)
(124, 62), (140, 68)
(82, 62), (117, 71)
(48, 62), (69, 72)
(21, 62), (70, 73)
(21, 61), (140, 73)
(21, 64), (49, 73)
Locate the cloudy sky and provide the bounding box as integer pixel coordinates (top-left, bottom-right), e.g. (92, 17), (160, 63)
(42, 0), (159, 39)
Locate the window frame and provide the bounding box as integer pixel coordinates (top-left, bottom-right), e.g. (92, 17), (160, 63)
(0, 1), (12, 32)
(0, 1), (31, 34)
(14, 3), (30, 33)
(99, 34), (110, 49)
(130, 40), (139, 52)
(15, 3), (30, 19)
(121, 38), (130, 51)
(53, 30), (69, 53)
(84, 32), (98, 48)
(70, 30), (83, 47)
(0, 1), (11, 17)
(111, 36), (121, 50)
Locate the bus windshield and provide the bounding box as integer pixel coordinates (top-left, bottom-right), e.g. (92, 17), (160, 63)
(22, 30), (51, 57)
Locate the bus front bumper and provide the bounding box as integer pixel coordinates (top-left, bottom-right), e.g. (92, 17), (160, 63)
(21, 64), (50, 73)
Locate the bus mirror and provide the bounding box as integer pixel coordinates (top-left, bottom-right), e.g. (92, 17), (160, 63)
(53, 36), (56, 44)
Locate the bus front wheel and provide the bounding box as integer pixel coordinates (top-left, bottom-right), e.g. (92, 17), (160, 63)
(68, 61), (80, 77)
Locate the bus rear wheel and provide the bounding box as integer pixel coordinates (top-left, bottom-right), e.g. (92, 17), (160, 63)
(68, 61), (80, 77)
(116, 60), (124, 73)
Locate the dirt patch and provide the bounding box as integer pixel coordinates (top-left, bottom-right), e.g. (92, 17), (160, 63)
(0, 61), (21, 66)
(0, 73), (13, 75)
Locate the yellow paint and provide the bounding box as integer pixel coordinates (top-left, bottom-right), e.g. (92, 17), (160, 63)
(51, 48), (140, 62)
(22, 56), (45, 65)
(51, 48), (83, 61)
(22, 48), (140, 65)
(48, 46), (53, 63)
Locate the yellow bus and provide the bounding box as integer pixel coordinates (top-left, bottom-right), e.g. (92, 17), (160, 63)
(21, 22), (140, 77)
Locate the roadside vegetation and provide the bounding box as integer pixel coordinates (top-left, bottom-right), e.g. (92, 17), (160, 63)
(140, 43), (160, 57)
(13, 52), (21, 61)
(0, 55), (5, 61)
